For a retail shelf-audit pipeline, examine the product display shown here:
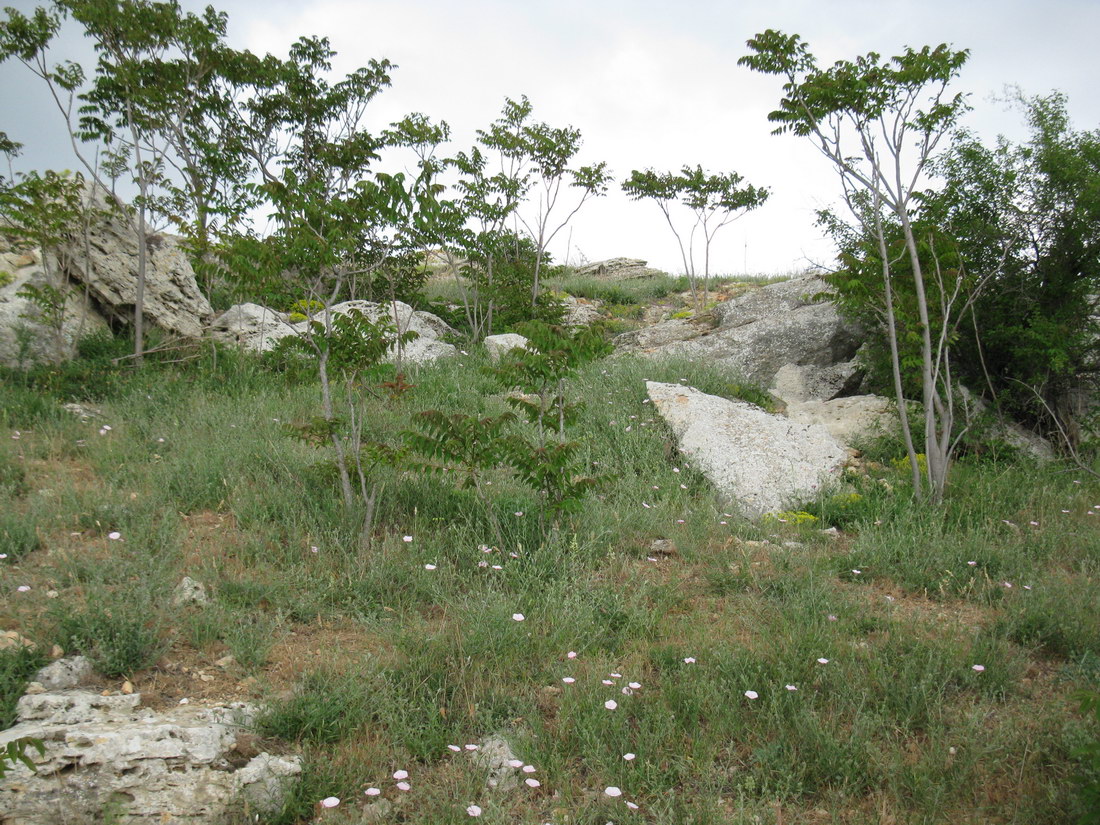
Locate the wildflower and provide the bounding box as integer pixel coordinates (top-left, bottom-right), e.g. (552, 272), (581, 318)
(744, 690), (758, 699)
(626, 801), (640, 809)
(851, 569), (861, 575)
(972, 664), (985, 672)
(623, 752), (636, 760)
(321, 797), (340, 808)
(514, 512), (524, 517)
(424, 564), (437, 570)
(525, 777), (541, 788)
(16, 585), (30, 592)
(785, 685), (798, 691)
(567, 651), (577, 659)
(365, 787), (381, 795)
(396, 781), (411, 791)
(967, 561), (977, 566)
(817, 658), (829, 664)
(507, 759), (523, 768)
(827, 614), (837, 621)
(610, 672), (622, 678)
(605, 699), (618, 710)
(602, 679), (614, 685)
(628, 682), (641, 689)
(683, 657), (696, 664)
(522, 765), (536, 774)
(465, 744), (479, 751)
(108, 531), (122, 540)
(604, 786), (623, 797)
(467, 805), (482, 816)
(393, 770), (408, 780)
(403, 535), (413, 542)
(447, 745), (461, 752)
(512, 613), (525, 622)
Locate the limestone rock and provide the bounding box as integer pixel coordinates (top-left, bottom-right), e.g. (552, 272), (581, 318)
(619, 275), (863, 391)
(172, 576), (209, 608)
(0, 246), (109, 368)
(33, 657), (94, 691)
(0, 690), (299, 824)
(471, 734), (522, 791)
(59, 185), (212, 340)
(786, 395), (897, 449)
(209, 303), (298, 352)
(484, 333), (529, 363)
(647, 381), (847, 518)
(0, 631), (36, 652)
(561, 294), (603, 326)
(574, 257), (665, 281)
(211, 299), (457, 366)
(770, 361), (864, 405)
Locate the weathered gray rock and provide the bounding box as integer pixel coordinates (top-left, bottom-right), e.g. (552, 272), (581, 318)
(172, 576), (209, 608)
(0, 690), (299, 824)
(770, 361), (864, 405)
(619, 275), (863, 391)
(209, 302), (298, 352)
(561, 294), (603, 326)
(647, 381), (847, 518)
(59, 185), (213, 340)
(0, 245), (109, 368)
(574, 257), (665, 281)
(471, 734), (522, 791)
(33, 657), (94, 691)
(211, 299), (457, 366)
(786, 395), (897, 449)
(484, 333), (529, 363)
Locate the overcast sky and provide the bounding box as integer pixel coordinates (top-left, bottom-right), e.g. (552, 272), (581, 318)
(2, 0), (1098, 276)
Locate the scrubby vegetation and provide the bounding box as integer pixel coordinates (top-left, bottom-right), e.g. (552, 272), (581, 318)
(1, 331), (1099, 823)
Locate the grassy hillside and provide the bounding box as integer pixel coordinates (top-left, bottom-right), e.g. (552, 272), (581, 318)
(1, 319), (1098, 824)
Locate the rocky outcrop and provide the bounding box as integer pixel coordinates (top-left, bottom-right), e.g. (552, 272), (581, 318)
(211, 299), (457, 366)
(561, 295), (603, 326)
(484, 333), (529, 363)
(0, 690), (299, 824)
(59, 184), (213, 340)
(618, 274), (864, 396)
(0, 245), (109, 368)
(647, 381), (847, 518)
(575, 257), (665, 281)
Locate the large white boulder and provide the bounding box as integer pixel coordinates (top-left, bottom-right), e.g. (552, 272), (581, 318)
(647, 381), (847, 518)
(211, 299), (457, 366)
(0, 690), (300, 824)
(484, 333), (529, 363)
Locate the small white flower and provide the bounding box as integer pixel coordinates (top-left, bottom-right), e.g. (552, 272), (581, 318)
(972, 664), (985, 672)
(447, 745), (461, 752)
(16, 585), (30, 592)
(522, 765), (535, 774)
(395, 781), (411, 791)
(683, 657), (696, 664)
(321, 796), (340, 808)
(365, 787), (381, 795)
(604, 786), (623, 797)
(817, 658), (829, 664)
(623, 752), (636, 761)
(424, 564), (437, 570)
(108, 531), (122, 540)
(604, 699), (618, 710)
(744, 690), (758, 699)
(507, 759), (523, 768)
(393, 769), (408, 780)
(567, 650), (577, 659)
(402, 535), (413, 543)
(628, 681), (641, 689)
(785, 684), (798, 691)
(524, 777), (540, 787)
(512, 613), (525, 622)
(466, 804), (482, 816)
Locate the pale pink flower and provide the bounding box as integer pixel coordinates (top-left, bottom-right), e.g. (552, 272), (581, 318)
(972, 664), (985, 672)
(402, 535), (413, 542)
(16, 585), (30, 592)
(683, 657), (696, 664)
(524, 778), (540, 788)
(393, 769), (408, 780)
(466, 805), (482, 817)
(447, 745), (461, 752)
(512, 613), (525, 622)
(602, 679), (614, 685)
(817, 658), (829, 664)
(522, 765), (535, 774)
(108, 531), (122, 540)
(424, 564), (437, 570)
(465, 744), (479, 751)
(626, 801), (640, 810)
(605, 699), (618, 710)
(623, 752), (636, 761)
(395, 781), (411, 791)
(567, 651), (577, 659)
(785, 685), (798, 691)
(365, 787), (381, 796)
(321, 796), (340, 808)
(604, 786), (623, 797)
(628, 682), (641, 689)
(507, 759), (523, 768)
(562, 677), (576, 684)
(744, 690), (758, 699)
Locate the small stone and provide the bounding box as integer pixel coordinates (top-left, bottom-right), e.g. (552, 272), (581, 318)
(49, 645), (64, 659)
(24, 681), (46, 695)
(172, 576), (209, 607)
(215, 655), (236, 669)
(121, 680), (134, 694)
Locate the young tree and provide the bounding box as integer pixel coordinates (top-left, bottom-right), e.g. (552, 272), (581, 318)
(740, 31), (971, 502)
(622, 165), (768, 310)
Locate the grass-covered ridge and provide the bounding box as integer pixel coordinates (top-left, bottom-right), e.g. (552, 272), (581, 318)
(1, 331), (1098, 824)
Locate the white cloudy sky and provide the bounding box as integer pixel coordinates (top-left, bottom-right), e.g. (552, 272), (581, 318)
(2, 0), (1098, 275)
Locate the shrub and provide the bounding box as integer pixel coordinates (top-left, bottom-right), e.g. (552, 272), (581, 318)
(0, 646), (47, 729)
(51, 600), (165, 677)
